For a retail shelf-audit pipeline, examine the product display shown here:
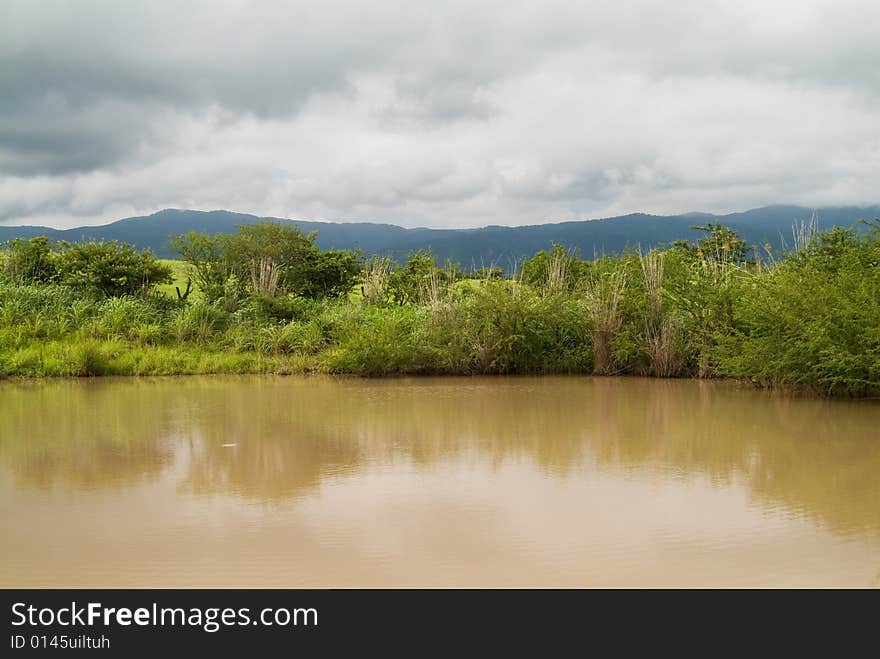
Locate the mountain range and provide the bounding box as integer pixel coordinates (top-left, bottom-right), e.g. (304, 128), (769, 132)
(1, 205), (878, 266)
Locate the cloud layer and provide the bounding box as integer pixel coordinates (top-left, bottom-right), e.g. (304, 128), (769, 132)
(2, 0), (879, 228)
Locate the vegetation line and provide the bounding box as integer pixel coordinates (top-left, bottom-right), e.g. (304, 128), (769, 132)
(2, 219), (879, 397)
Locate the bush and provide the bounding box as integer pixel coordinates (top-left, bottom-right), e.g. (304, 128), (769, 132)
(521, 244), (590, 293)
(433, 282), (591, 374)
(325, 305), (435, 375)
(2, 236), (57, 284)
(293, 249), (362, 299)
(54, 241), (171, 297)
(713, 228), (880, 395)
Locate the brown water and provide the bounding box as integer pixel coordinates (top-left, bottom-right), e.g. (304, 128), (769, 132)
(1, 375), (878, 588)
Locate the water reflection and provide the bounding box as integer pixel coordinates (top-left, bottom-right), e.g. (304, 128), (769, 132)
(1, 375), (878, 586)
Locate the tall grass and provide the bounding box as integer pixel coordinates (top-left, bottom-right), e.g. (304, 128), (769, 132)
(584, 267), (627, 375)
(361, 256), (392, 305)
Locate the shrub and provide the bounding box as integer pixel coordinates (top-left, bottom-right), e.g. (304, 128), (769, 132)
(713, 228), (880, 395)
(428, 282), (591, 374)
(325, 305), (434, 375)
(54, 241), (171, 297)
(2, 237), (57, 284)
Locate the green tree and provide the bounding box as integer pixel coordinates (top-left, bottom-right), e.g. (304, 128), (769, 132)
(54, 241), (171, 297)
(224, 222), (316, 297)
(174, 223), (362, 301)
(293, 249), (362, 299)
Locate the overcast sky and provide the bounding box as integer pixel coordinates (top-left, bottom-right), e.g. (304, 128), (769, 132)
(1, 0), (879, 229)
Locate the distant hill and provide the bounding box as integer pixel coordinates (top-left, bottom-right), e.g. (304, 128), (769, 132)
(1, 205), (878, 266)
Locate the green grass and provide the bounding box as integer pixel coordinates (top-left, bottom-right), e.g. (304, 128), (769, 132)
(0, 338), (316, 377)
(155, 259), (203, 301)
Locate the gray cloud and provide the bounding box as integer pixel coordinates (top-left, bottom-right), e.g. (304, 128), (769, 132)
(1, 0), (879, 227)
